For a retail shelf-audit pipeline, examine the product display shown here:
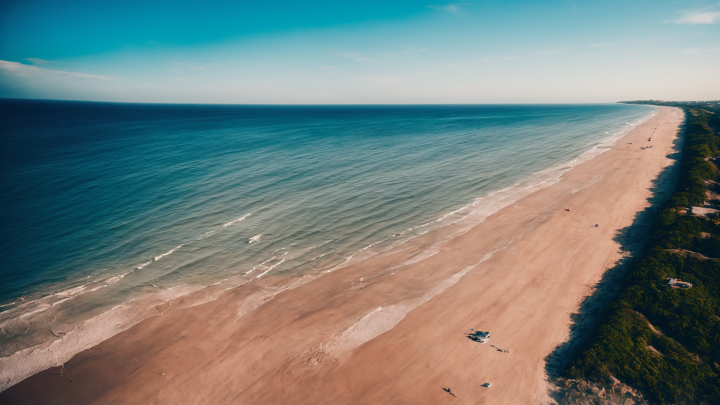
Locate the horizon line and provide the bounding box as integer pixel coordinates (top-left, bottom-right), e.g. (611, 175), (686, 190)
(0, 97), (643, 106)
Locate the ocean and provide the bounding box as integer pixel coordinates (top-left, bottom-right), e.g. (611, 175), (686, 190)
(0, 100), (655, 386)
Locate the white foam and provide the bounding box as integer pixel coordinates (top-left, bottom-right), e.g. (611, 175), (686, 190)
(244, 256), (277, 275)
(0, 284), (201, 391)
(5, 304), (50, 323)
(154, 244), (183, 261)
(0, 281), (99, 332)
(196, 213), (251, 240)
(235, 287), (284, 320)
(135, 260), (152, 270)
(322, 253), (495, 358)
(0, 109), (658, 391)
(235, 275), (316, 321)
(322, 110), (657, 278)
(221, 213), (251, 227)
(384, 249), (441, 275)
(196, 230), (217, 240)
(184, 252), (320, 311)
(50, 298), (71, 307)
(104, 272), (129, 284)
(328, 237), (394, 273)
(255, 259), (285, 279)
(443, 107), (658, 232)
(55, 286), (87, 297)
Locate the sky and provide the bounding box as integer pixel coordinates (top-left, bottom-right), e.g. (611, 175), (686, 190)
(0, 0), (719, 103)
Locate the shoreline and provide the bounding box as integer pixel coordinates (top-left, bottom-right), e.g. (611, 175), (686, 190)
(0, 107), (682, 404)
(0, 106), (656, 390)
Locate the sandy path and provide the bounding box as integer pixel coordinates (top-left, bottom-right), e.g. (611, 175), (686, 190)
(1, 107), (683, 405)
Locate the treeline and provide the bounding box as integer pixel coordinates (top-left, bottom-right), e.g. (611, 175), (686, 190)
(620, 100), (720, 110)
(563, 104), (720, 404)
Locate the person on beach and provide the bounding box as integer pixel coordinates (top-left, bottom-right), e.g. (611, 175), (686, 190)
(443, 388), (456, 397)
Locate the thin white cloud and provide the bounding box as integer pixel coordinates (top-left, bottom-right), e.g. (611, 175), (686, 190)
(0, 60), (117, 80)
(427, 3), (470, 15)
(25, 58), (54, 65)
(588, 43), (613, 48)
(665, 10), (720, 24)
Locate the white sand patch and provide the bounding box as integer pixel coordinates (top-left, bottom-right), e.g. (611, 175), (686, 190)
(322, 253), (493, 358)
(692, 206), (718, 217)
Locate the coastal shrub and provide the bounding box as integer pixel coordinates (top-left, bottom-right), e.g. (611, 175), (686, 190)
(565, 308), (714, 404)
(563, 103), (720, 404)
(657, 207), (679, 227)
(655, 216), (702, 250)
(701, 235), (720, 258)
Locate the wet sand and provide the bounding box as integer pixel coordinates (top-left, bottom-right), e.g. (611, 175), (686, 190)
(1, 107), (683, 404)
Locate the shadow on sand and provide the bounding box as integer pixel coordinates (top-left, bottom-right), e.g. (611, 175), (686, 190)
(544, 119), (686, 398)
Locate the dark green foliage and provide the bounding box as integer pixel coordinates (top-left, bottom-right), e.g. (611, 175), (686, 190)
(564, 104), (720, 404)
(566, 308), (714, 404)
(701, 235), (720, 258)
(655, 216), (702, 250)
(657, 207), (679, 228)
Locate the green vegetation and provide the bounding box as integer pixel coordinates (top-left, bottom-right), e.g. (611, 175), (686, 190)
(564, 102), (720, 404)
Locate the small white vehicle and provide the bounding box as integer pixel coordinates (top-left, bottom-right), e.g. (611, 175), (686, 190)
(471, 331), (490, 343)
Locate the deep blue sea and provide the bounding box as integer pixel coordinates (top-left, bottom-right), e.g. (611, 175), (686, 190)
(0, 99), (655, 377)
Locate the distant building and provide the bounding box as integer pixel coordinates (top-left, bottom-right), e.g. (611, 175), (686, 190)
(667, 278), (693, 289)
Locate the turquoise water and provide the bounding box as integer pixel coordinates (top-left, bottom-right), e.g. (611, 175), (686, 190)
(0, 101), (654, 378)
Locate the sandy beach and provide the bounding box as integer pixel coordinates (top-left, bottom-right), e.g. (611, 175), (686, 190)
(1, 106), (684, 405)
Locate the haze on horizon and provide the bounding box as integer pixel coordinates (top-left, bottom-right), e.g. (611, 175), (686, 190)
(1, 0), (719, 104)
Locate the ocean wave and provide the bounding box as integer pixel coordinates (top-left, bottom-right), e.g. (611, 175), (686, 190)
(0, 284), (202, 392)
(0, 107), (659, 391)
(154, 244), (183, 261)
(55, 285), (87, 297)
(135, 260), (152, 270)
(244, 255), (277, 275)
(317, 107), (658, 281)
(196, 213), (251, 240)
(104, 272), (129, 284)
(221, 213), (252, 227)
(255, 258), (286, 279)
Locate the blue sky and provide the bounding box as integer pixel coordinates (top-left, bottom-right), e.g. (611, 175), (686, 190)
(1, 0), (718, 103)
